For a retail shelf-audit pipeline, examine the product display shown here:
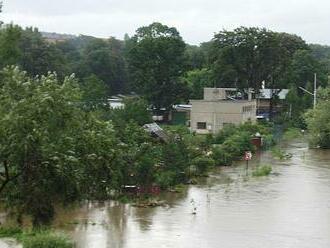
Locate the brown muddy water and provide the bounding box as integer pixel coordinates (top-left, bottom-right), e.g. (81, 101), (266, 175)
(4, 140), (330, 248)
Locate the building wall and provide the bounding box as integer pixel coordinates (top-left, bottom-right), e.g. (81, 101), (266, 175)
(190, 100), (256, 134)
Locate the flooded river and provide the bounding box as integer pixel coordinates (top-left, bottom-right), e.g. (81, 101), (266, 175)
(9, 140), (330, 248)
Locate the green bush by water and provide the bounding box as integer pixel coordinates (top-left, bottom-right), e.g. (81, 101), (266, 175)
(282, 127), (303, 141)
(22, 232), (74, 248)
(0, 227), (74, 248)
(252, 165), (272, 177)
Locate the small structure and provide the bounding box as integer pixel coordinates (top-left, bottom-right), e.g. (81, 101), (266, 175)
(190, 88), (257, 134)
(170, 104), (191, 126)
(143, 123), (169, 143)
(108, 93), (139, 109)
(256, 89), (289, 119)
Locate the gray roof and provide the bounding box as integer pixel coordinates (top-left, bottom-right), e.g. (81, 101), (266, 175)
(143, 123), (169, 143)
(258, 89), (289, 100)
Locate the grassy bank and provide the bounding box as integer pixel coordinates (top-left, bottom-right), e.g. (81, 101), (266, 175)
(0, 227), (73, 248)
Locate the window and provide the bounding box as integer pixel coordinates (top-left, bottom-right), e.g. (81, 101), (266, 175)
(197, 122), (207, 129)
(243, 105), (253, 113)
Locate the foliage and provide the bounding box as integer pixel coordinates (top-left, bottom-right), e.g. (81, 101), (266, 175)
(271, 147), (286, 160)
(0, 67), (121, 225)
(212, 123), (271, 165)
(209, 27), (307, 91)
(127, 22), (188, 109)
(79, 74), (109, 109)
(305, 88), (330, 148)
(282, 127), (303, 141)
(22, 232), (73, 248)
(184, 68), (213, 99)
(252, 165), (272, 177)
(109, 97), (152, 127)
(77, 37), (128, 94)
(0, 227), (73, 248)
(192, 156), (215, 175)
(0, 226), (22, 238)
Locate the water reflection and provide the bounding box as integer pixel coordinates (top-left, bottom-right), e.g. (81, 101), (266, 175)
(51, 141), (330, 248)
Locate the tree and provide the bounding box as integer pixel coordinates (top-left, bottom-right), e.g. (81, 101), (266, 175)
(78, 37), (128, 95)
(80, 74), (109, 110)
(127, 22), (188, 110)
(0, 67), (120, 226)
(18, 27), (68, 78)
(184, 68), (213, 99)
(184, 45), (207, 70)
(0, 24), (22, 67)
(209, 27), (308, 90)
(305, 87), (330, 148)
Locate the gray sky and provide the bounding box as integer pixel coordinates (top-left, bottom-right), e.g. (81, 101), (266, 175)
(1, 0), (329, 45)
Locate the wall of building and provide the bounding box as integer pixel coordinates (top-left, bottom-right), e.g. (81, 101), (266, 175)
(190, 100), (256, 134)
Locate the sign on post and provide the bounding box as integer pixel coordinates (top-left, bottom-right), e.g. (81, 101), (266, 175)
(244, 151), (252, 161)
(244, 151), (252, 175)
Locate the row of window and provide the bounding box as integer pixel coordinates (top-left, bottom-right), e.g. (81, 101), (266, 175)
(196, 122), (233, 130)
(242, 105), (254, 113)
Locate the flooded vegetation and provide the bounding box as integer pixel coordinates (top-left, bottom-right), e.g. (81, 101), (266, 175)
(17, 140), (327, 248)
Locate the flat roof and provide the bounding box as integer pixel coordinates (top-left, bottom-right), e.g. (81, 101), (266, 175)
(190, 99), (256, 103)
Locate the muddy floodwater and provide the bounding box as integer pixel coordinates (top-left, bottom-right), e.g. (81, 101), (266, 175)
(8, 140), (330, 248)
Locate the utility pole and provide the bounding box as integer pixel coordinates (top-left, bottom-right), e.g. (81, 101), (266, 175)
(298, 73), (317, 109)
(314, 73), (317, 109)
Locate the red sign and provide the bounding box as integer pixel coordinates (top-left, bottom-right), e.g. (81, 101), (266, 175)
(244, 151), (252, 161)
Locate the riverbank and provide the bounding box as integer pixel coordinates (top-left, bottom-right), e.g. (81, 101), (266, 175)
(48, 139), (329, 248)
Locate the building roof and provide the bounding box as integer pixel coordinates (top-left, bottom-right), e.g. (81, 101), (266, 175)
(258, 89), (289, 100)
(143, 123), (169, 143)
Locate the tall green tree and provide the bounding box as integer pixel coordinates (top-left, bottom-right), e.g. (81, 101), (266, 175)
(305, 87), (330, 148)
(127, 22), (188, 110)
(0, 67), (120, 226)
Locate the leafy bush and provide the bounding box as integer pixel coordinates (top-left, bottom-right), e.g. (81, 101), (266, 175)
(252, 165), (272, 177)
(22, 232), (73, 248)
(271, 147), (286, 160)
(192, 156), (215, 175)
(0, 226), (22, 238)
(282, 127), (303, 141)
(155, 171), (177, 189)
(262, 134), (276, 149)
(213, 124), (237, 144)
(212, 146), (231, 165)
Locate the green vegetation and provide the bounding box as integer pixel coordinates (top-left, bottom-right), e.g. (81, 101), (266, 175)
(305, 87), (330, 148)
(282, 127), (303, 141)
(0, 226), (22, 238)
(211, 123), (273, 165)
(0, 227), (73, 248)
(192, 157), (215, 176)
(22, 232), (73, 248)
(252, 165), (272, 177)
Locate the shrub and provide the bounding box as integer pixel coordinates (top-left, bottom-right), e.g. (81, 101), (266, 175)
(271, 147), (286, 160)
(0, 226), (22, 238)
(282, 127), (303, 141)
(192, 156), (215, 175)
(212, 146), (230, 165)
(252, 165), (272, 177)
(22, 232), (73, 248)
(155, 171), (177, 189)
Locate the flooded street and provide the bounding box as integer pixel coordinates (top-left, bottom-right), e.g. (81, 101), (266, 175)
(52, 141), (330, 247)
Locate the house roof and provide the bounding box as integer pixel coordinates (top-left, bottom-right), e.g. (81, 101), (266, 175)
(258, 89), (289, 100)
(143, 123), (169, 143)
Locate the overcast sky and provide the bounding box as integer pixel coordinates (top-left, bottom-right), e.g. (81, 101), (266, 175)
(1, 0), (329, 45)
